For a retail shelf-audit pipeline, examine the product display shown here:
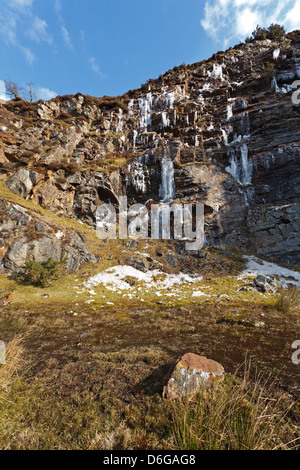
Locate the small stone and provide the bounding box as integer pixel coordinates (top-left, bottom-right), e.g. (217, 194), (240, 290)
(125, 240), (138, 249)
(165, 254), (177, 267)
(0, 293), (13, 306)
(220, 312), (265, 328)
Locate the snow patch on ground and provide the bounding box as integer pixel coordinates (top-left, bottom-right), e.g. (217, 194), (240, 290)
(192, 291), (206, 297)
(55, 231), (64, 239)
(241, 256), (300, 287)
(84, 265), (203, 292)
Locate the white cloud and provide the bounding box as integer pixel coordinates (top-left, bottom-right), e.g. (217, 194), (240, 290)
(201, 2), (228, 41)
(27, 16), (52, 44)
(61, 25), (72, 49)
(54, 0), (62, 13)
(37, 87), (58, 101)
(0, 80), (8, 101)
(20, 46), (35, 64)
(54, 0), (73, 49)
(0, 14), (18, 46)
(285, 0), (300, 30)
(10, 0), (34, 9)
(0, 0), (75, 65)
(89, 57), (105, 78)
(201, 0), (299, 46)
(236, 7), (261, 36)
(0, 0), (51, 64)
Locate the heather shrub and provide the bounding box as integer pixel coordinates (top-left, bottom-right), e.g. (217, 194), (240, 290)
(21, 257), (66, 287)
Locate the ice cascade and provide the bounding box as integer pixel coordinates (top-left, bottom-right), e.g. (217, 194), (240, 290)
(159, 157), (176, 203)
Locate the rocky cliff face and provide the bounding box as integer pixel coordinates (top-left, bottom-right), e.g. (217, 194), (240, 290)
(1, 31), (300, 272)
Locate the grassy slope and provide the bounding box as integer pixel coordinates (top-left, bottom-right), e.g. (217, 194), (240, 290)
(0, 266), (299, 449)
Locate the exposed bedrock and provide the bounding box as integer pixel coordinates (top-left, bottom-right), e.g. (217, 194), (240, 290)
(1, 31), (300, 269)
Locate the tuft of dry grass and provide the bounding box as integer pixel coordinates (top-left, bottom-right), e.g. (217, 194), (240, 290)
(0, 336), (23, 395)
(275, 288), (300, 312)
(171, 361), (299, 450)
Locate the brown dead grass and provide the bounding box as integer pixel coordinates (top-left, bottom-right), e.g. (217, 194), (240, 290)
(0, 286), (299, 450)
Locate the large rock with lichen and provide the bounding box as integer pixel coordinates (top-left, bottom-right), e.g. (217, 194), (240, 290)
(163, 353), (225, 399)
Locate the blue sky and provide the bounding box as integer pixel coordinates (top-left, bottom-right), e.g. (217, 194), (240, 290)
(0, 0), (299, 101)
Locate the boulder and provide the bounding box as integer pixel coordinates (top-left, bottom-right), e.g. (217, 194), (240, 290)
(0, 200), (97, 274)
(6, 169), (43, 199)
(125, 257), (148, 272)
(163, 353), (224, 399)
(252, 274), (282, 293)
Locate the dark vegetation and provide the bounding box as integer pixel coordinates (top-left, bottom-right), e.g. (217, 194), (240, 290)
(247, 24), (286, 42)
(20, 257), (66, 287)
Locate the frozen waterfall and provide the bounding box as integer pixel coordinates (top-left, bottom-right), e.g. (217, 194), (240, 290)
(159, 157), (176, 203)
(226, 143), (253, 186)
(126, 160), (146, 193)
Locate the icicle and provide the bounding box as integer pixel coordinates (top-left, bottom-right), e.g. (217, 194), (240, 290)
(210, 64), (223, 80)
(240, 112), (250, 137)
(162, 112), (170, 128)
(227, 104), (233, 120)
(128, 99), (134, 116)
(271, 77), (280, 93)
(165, 90), (175, 109)
(126, 160), (146, 193)
(240, 143), (252, 185)
(133, 130), (138, 150)
(221, 129), (228, 145)
(226, 151), (239, 182)
(159, 157), (176, 203)
(294, 57), (300, 79)
(225, 100), (252, 186)
(226, 144), (252, 186)
(116, 108), (123, 133)
(271, 77), (290, 94)
(138, 92), (153, 129)
(273, 48), (280, 61)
